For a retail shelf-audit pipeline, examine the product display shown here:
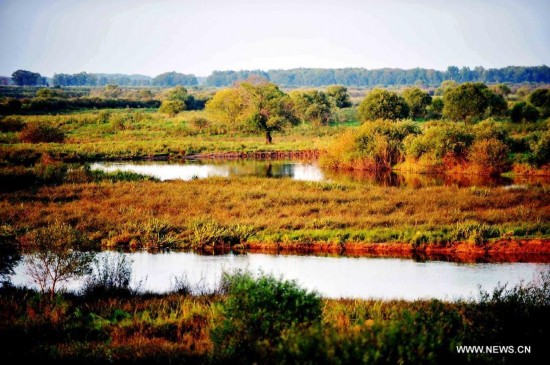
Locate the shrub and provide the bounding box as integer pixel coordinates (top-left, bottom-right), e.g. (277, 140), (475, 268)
(82, 253), (133, 297)
(321, 119), (419, 171)
(188, 116), (210, 131)
(159, 100), (185, 116)
(529, 131), (550, 166)
(0, 116), (25, 132)
(404, 122), (474, 169)
(211, 272), (322, 363)
(468, 138), (511, 175)
(18, 123), (66, 143)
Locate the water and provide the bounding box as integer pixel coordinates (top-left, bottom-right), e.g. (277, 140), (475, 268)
(12, 251), (548, 300)
(89, 160), (550, 187)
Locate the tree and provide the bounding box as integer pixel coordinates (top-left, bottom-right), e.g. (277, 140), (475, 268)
(357, 89), (409, 122)
(12, 69), (45, 86)
(290, 90), (333, 126)
(326, 85), (352, 108)
(206, 88), (245, 125)
(529, 88), (550, 117)
(443, 83), (492, 124)
(23, 222), (92, 300)
(152, 72), (198, 87)
(402, 87), (432, 119)
(165, 86), (195, 109)
(510, 102), (539, 123)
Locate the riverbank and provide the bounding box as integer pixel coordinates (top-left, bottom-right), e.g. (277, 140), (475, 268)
(1, 271), (548, 364)
(245, 239), (550, 263)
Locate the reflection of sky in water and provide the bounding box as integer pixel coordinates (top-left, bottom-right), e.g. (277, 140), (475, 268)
(90, 161), (324, 182)
(11, 252), (549, 300)
(89, 160), (550, 186)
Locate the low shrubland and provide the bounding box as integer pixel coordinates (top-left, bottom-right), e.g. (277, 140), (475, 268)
(0, 271), (548, 364)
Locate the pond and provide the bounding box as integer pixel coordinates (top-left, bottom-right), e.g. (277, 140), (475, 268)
(90, 159), (550, 187)
(11, 251), (549, 300)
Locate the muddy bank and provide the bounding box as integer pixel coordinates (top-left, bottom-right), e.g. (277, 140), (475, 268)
(242, 239), (550, 263)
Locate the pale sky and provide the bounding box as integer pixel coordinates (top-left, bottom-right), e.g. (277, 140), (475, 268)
(0, 0), (548, 77)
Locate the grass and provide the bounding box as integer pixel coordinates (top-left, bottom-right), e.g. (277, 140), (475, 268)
(0, 271), (548, 364)
(0, 177), (548, 250)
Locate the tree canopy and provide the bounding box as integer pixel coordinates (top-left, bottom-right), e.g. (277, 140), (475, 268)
(442, 83), (493, 124)
(358, 89), (409, 122)
(402, 87), (432, 119)
(12, 70), (47, 86)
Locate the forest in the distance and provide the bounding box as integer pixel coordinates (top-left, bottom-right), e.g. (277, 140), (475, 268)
(2, 65), (550, 88)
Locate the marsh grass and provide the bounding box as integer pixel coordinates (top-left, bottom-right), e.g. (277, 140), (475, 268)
(0, 177), (548, 250)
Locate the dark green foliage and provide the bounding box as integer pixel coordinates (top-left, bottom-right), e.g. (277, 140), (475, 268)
(19, 123), (66, 143)
(426, 97), (444, 119)
(528, 88), (550, 117)
(402, 87), (432, 118)
(291, 90), (333, 125)
(510, 102), (539, 123)
(326, 85), (352, 108)
(206, 66), (550, 87)
(12, 69), (47, 86)
(443, 83), (492, 123)
(528, 131), (550, 166)
(152, 72), (198, 87)
(358, 89), (409, 121)
(211, 272), (322, 363)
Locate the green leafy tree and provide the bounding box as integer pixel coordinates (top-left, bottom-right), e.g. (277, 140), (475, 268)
(165, 86), (195, 110)
(443, 83), (492, 124)
(11, 69), (46, 86)
(290, 90), (333, 126)
(402, 87), (432, 118)
(510, 102), (539, 123)
(426, 97), (444, 119)
(326, 85), (352, 108)
(529, 88), (550, 117)
(239, 81), (299, 143)
(206, 88), (245, 125)
(357, 89), (409, 122)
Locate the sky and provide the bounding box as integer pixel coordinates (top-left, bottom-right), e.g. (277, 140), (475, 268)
(0, 0), (549, 77)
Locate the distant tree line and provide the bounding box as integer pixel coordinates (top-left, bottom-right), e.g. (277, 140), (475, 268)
(9, 66), (550, 88)
(206, 66), (550, 87)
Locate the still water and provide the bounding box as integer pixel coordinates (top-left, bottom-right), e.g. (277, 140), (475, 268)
(90, 160), (550, 187)
(12, 251), (548, 300)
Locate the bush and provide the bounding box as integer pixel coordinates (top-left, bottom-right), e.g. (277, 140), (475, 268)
(211, 272), (322, 363)
(82, 254), (133, 297)
(529, 131), (550, 166)
(159, 100), (184, 116)
(0, 116), (25, 132)
(404, 122), (474, 166)
(511, 102), (539, 123)
(188, 116), (210, 131)
(468, 138), (510, 175)
(321, 119), (419, 171)
(18, 122), (66, 143)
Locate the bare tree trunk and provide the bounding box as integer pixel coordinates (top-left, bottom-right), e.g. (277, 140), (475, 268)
(265, 131), (272, 144)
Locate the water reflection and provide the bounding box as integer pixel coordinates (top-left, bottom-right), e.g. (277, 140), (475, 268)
(11, 251), (549, 300)
(90, 159), (550, 187)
